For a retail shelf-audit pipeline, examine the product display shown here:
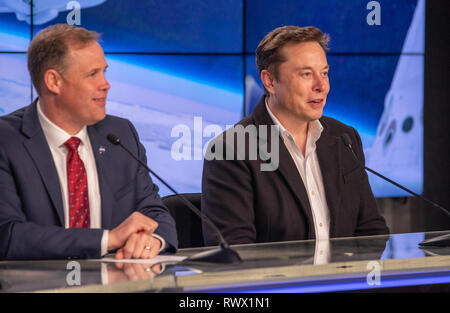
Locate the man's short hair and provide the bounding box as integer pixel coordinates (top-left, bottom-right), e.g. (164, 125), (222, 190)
(256, 26), (330, 94)
(27, 24), (100, 95)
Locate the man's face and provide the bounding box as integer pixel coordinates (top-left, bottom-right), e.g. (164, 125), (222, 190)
(270, 41), (330, 122)
(56, 41), (110, 131)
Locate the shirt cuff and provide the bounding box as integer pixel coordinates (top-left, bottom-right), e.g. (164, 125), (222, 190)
(152, 233), (167, 252)
(101, 230), (109, 256)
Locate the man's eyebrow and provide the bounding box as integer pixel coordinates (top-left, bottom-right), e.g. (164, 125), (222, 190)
(296, 66), (313, 71)
(85, 68), (100, 76)
(98, 64), (109, 71)
(295, 65), (330, 71)
(86, 65), (108, 74)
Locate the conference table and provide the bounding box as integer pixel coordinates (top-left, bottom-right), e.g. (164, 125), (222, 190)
(1, 230), (449, 293)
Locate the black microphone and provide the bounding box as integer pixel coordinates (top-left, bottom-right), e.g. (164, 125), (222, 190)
(341, 133), (450, 247)
(107, 133), (242, 263)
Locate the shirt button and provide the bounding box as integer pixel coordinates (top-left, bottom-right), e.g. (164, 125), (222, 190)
(311, 190), (315, 196)
(320, 223), (323, 227)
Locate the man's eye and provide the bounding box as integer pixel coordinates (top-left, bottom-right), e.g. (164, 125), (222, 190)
(302, 72), (312, 77)
(322, 71), (329, 77)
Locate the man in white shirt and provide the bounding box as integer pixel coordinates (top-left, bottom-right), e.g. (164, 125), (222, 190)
(0, 24), (177, 260)
(202, 26), (388, 246)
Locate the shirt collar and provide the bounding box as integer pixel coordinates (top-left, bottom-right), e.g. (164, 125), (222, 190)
(265, 97), (324, 144)
(37, 100), (88, 149)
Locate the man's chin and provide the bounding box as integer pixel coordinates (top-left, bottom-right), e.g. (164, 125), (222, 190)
(305, 109), (324, 122)
(314, 112), (324, 120)
(87, 114), (107, 126)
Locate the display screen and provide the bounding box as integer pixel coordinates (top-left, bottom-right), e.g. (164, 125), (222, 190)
(0, 54), (31, 114)
(104, 54), (242, 195)
(0, 0), (424, 197)
(245, 0), (424, 197)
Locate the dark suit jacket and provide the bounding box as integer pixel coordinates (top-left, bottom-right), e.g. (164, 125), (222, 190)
(202, 96), (389, 246)
(0, 100), (178, 260)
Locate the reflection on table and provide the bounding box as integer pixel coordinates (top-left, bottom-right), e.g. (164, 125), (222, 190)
(1, 231), (449, 293)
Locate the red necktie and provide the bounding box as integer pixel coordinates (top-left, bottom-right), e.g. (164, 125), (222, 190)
(65, 137), (90, 228)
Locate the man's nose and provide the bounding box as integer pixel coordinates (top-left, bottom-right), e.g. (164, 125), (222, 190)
(313, 74), (328, 92)
(312, 73), (326, 92)
(100, 74), (111, 91)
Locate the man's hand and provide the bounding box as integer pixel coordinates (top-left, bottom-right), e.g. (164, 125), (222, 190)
(115, 232), (162, 259)
(107, 212), (158, 251)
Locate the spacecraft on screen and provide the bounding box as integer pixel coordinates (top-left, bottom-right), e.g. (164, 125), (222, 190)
(364, 0), (424, 195)
(244, 74), (264, 116)
(0, 0), (106, 25)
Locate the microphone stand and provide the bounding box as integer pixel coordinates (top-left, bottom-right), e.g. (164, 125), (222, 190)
(107, 134), (242, 263)
(341, 134), (450, 247)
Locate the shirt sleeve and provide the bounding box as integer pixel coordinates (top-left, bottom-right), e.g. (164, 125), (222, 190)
(152, 233), (167, 252)
(101, 230), (109, 256)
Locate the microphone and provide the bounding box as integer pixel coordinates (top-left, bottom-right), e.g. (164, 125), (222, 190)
(107, 133), (242, 263)
(341, 133), (450, 247)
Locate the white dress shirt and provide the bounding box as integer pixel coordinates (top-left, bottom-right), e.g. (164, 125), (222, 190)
(37, 101), (166, 256)
(266, 99), (331, 237)
(265, 100), (330, 264)
(37, 101), (109, 255)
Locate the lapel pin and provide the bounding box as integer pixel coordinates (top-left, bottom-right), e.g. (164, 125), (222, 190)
(98, 145), (106, 155)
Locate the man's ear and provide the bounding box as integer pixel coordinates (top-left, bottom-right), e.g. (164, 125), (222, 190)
(43, 69), (63, 95)
(260, 69), (276, 95)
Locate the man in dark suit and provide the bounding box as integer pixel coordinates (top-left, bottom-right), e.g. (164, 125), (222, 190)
(0, 24), (177, 260)
(202, 26), (389, 246)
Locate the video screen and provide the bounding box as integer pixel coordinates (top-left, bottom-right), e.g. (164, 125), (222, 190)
(0, 54), (31, 114)
(245, 0), (424, 197)
(104, 54), (243, 195)
(0, 0), (424, 197)
(0, 12), (30, 51)
(32, 0), (243, 53)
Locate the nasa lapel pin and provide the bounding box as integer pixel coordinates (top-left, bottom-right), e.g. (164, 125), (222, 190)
(98, 145), (106, 155)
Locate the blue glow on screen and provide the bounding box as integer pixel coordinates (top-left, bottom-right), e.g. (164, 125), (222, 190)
(104, 54), (243, 196)
(0, 54), (31, 114)
(0, 15), (30, 51)
(109, 54), (243, 101)
(244, 0), (424, 197)
(245, 0), (421, 54)
(32, 0), (243, 53)
(0, 0), (425, 197)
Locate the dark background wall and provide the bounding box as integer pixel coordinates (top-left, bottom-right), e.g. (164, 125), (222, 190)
(379, 0), (450, 234)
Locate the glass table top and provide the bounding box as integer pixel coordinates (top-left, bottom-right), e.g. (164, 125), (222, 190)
(1, 230), (449, 292)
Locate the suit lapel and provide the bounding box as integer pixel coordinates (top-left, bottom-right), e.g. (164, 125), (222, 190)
(87, 125), (114, 229)
(276, 140), (316, 238)
(316, 122), (341, 238)
(21, 101), (117, 229)
(22, 101), (65, 226)
(252, 97), (315, 238)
